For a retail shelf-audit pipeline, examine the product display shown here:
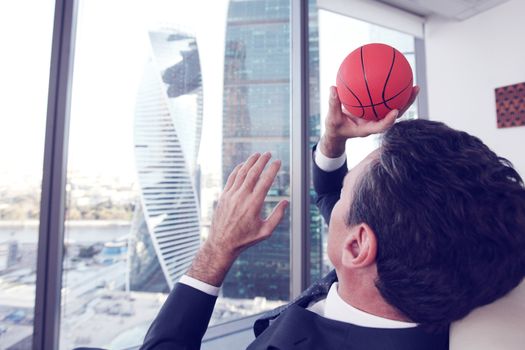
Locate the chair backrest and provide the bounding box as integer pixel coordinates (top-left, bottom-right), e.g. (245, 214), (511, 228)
(450, 278), (525, 350)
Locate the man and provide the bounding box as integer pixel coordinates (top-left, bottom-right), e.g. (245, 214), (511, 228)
(138, 86), (525, 349)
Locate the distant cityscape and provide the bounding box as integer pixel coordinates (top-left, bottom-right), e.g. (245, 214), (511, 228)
(0, 174), (136, 223)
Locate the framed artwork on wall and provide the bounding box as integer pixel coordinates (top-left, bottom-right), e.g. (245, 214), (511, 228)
(495, 82), (525, 128)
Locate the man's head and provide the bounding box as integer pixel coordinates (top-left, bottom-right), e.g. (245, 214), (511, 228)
(329, 119), (525, 331)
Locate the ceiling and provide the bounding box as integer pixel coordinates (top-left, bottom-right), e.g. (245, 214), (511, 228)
(374, 0), (510, 20)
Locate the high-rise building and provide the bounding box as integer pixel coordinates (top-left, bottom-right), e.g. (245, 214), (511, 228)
(221, 0), (299, 301)
(221, 0), (323, 300)
(130, 29), (203, 292)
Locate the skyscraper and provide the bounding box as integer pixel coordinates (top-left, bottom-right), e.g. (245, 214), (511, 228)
(221, 0), (323, 300)
(221, 0), (292, 301)
(131, 29), (203, 291)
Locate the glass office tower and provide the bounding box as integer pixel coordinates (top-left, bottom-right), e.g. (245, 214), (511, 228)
(222, 0), (291, 301)
(221, 0), (323, 300)
(131, 29), (203, 292)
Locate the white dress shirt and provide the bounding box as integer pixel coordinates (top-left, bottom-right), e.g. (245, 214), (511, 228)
(179, 275), (220, 296)
(307, 282), (416, 328)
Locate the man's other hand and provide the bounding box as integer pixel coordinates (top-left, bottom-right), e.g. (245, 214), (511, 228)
(320, 85), (419, 158)
(187, 152), (289, 287)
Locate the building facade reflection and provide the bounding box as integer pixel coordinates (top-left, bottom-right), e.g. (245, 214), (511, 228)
(130, 29), (203, 292)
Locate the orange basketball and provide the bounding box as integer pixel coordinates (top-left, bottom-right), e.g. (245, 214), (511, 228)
(336, 43), (413, 120)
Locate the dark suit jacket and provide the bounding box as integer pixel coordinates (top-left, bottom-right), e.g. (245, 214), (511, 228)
(135, 151), (449, 349)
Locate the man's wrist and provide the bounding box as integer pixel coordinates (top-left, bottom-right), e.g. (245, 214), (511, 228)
(179, 275), (221, 296)
(187, 242), (236, 287)
(319, 134), (347, 158)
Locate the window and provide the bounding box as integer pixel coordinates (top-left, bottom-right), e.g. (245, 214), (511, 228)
(0, 1), (55, 348)
(59, 0), (292, 348)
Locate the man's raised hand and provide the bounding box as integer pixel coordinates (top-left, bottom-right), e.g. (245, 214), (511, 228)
(210, 152), (288, 257)
(320, 85), (419, 158)
(187, 152), (288, 287)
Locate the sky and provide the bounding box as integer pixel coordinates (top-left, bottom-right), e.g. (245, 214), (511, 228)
(0, 0), (229, 185)
(0, 0), (55, 185)
(67, 0), (230, 182)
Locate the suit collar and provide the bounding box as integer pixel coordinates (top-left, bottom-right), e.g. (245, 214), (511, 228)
(254, 270), (337, 337)
(324, 282), (417, 329)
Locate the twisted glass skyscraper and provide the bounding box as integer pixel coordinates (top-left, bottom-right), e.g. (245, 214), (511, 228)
(131, 29), (203, 291)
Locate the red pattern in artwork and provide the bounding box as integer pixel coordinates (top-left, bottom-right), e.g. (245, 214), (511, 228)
(495, 82), (525, 128)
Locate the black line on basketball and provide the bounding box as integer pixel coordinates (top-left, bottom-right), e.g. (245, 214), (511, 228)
(360, 46), (379, 120)
(382, 48), (396, 110)
(349, 81), (412, 108)
(337, 72), (365, 118)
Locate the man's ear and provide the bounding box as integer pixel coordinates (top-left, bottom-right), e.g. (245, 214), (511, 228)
(341, 223), (377, 268)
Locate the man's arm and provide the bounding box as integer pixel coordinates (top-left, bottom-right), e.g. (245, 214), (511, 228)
(140, 283), (217, 350)
(313, 86), (420, 223)
(140, 152), (288, 349)
(312, 145), (348, 225)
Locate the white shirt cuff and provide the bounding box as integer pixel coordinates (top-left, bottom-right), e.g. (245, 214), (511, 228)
(179, 275), (220, 297)
(314, 143), (347, 172)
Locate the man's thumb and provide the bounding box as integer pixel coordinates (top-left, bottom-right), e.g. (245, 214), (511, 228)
(260, 200), (289, 237)
(328, 86), (342, 114)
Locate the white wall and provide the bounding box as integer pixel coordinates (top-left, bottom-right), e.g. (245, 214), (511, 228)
(425, 0), (525, 176)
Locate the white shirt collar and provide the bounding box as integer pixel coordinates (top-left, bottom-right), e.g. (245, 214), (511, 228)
(321, 282), (418, 329)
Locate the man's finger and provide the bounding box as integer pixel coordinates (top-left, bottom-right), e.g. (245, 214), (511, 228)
(242, 152), (272, 192)
(327, 86), (342, 118)
(399, 85), (419, 117)
(224, 163), (243, 192)
(231, 153), (260, 191)
(252, 160), (281, 202)
(259, 200), (289, 238)
(358, 110), (398, 135)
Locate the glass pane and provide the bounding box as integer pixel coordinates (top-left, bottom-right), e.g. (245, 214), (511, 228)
(309, 8), (418, 280)
(0, 1), (55, 348)
(60, 0), (291, 348)
(221, 0), (291, 305)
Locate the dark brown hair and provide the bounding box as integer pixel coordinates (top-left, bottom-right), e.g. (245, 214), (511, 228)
(348, 119), (525, 332)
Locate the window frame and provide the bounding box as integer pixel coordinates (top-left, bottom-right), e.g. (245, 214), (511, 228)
(34, 0), (78, 349)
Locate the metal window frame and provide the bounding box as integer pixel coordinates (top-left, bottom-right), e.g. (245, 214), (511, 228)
(290, 0), (310, 297)
(414, 37), (429, 119)
(33, 0), (78, 349)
